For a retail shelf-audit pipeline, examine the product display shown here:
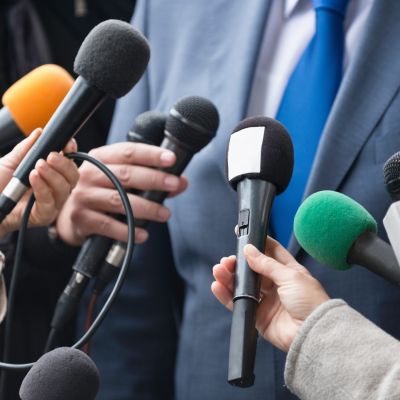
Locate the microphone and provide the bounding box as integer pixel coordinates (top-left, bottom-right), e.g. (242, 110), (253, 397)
(0, 64), (73, 153)
(226, 116), (294, 387)
(126, 110), (167, 145)
(49, 111), (167, 335)
(383, 152), (400, 265)
(99, 95), (219, 291)
(19, 347), (99, 400)
(0, 19), (150, 223)
(294, 190), (400, 285)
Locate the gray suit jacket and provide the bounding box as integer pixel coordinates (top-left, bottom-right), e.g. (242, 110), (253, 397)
(91, 1), (400, 399)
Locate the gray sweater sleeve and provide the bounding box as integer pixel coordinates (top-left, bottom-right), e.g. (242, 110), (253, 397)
(284, 299), (400, 400)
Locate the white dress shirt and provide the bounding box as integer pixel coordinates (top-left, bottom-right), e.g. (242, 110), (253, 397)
(247, 0), (374, 118)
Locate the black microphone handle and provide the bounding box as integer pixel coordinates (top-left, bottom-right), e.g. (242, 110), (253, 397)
(0, 107), (25, 154)
(0, 77), (106, 223)
(228, 178), (276, 388)
(348, 231), (400, 286)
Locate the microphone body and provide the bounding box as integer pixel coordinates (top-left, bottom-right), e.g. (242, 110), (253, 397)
(348, 230), (400, 286)
(229, 178), (275, 387)
(294, 191), (400, 286)
(98, 96), (219, 291)
(225, 116), (294, 388)
(0, 107), (25, 153)
(52, 111), (167, 329)
(0, 77), (105, 222)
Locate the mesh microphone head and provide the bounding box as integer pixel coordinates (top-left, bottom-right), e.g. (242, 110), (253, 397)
(383, 152), (400, 199)
(74, 19), (150, 99)
(1, 64), (74, 135)
(19, 347), (100, 400)
(294, 190), (377, 270)
(127, 111), (166, 145)
(226, 116), (294, 194)
(165, 95), (219, 152)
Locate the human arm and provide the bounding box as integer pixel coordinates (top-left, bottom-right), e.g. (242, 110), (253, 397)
(212, 237), (400, 399)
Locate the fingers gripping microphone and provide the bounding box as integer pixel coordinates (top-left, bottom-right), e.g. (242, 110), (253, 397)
(226, 116), (294, 387)
(49, 112), (166, 336)
(19, 348), (100, 400)
(101, 96), (220, 287)
(0, 64), (73, 153)
(294, 190), (400, 285)
(383, 153), (400, 265)
(0, 19), (150, 222)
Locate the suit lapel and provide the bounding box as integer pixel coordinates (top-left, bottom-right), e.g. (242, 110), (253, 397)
(209, 0), (272, 174)
(289, 0), (400, 255)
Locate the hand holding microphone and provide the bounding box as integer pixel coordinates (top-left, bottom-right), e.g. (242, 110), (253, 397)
(0, 19), (150, 223)
(212, 237), (330, 352)
(0, 130), (78, 238)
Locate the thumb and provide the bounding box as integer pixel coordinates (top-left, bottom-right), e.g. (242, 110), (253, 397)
(244, 244), (296, 286)
(0, 128), (42, 171)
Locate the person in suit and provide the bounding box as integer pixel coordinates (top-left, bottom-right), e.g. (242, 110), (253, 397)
(54, 0), (400, 398)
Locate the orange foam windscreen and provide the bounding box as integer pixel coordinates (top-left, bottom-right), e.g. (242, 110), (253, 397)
(1, 64), (74, 136)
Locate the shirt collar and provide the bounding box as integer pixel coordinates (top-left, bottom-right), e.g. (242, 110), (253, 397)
(285, 0), (303, 17)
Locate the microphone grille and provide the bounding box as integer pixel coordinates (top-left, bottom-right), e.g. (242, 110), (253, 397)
(226, 116), (294, 194)
(19, 347), (100, 400)
(128, 111), (166, 145)
(165, 96), (219, 152)
(383, 152), (400, 196)
(74, 19), (150, 99)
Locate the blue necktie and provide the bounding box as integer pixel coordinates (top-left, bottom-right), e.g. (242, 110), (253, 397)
(271, 0), (350, 246)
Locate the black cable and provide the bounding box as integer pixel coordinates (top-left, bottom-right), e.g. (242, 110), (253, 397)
(0, 194), (35, 396)
(0, 151), (135, 371)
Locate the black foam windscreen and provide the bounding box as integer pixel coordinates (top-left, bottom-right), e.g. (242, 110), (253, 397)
(383, 152), (400, 195)
(226, 116), (293, 194)
(128, 111), (166, 145)
(74, 19), (150, 99)
(165, 95), (219, 152)
(19, 347), (100, 400)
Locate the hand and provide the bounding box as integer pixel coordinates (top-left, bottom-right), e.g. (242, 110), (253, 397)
(0, 129), (79, 238)
(211, 236), (330, 352)
(56, 142), (188, 246)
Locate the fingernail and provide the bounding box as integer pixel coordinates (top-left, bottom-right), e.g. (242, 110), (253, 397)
(37, 159), (48, 171)
(244, 244), (260, 258)
(164, 175), (180, 190)
(160, 151), (175, 166)
(158, 207), (170, 221)
(136, 229), (148, 243)
(49, 152), (62, 164)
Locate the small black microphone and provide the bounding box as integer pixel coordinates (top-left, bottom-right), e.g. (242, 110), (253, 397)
(0, 19), (150, 222)
(19, 347), (100, 400)
(383, 152), (400, 266)
(226, 116), (293, 387)
(50, 111), (166, 335)
(100, 96), (220, 287)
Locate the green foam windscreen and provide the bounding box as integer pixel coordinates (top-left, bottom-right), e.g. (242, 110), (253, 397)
(293, 191), (377, 270)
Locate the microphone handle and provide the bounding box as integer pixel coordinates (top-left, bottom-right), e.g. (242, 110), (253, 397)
(0, 77), (106, 222)
(348, 231), (400, 286)
(0, 107), (25, 154)
(228, 178), (276, 387)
